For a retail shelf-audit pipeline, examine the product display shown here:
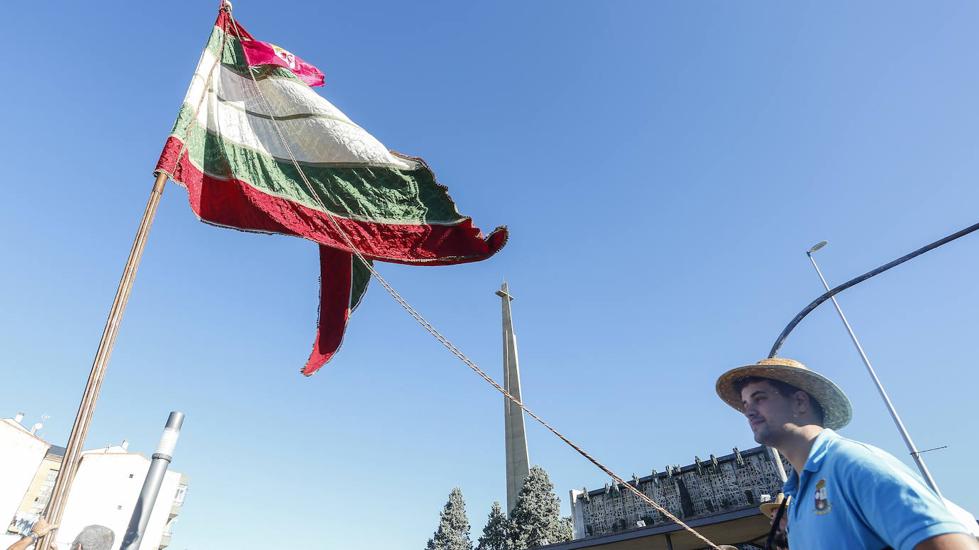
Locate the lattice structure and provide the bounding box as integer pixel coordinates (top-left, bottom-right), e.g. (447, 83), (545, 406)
(569, 446), (785, 538)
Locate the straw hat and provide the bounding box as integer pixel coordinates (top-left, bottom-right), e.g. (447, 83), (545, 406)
(715, 357), (852, 430)
(759, 493), (790, 519)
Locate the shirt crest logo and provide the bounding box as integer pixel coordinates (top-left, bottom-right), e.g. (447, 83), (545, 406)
(814, 479), (831, 515)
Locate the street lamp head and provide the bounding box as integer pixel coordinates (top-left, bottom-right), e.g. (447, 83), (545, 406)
(808, 241), (828, 254)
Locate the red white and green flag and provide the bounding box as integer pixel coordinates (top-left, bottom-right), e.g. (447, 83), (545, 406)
(156, 9), (507, 375)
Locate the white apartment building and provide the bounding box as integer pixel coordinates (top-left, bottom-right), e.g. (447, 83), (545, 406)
(0, 414), (188, 550)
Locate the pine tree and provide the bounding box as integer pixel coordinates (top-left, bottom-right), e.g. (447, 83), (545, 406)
(427, 488), (473, 550)
(557, 517), (573, 541)
(476, 502), (513, 550)
(509, 467), (574, 549)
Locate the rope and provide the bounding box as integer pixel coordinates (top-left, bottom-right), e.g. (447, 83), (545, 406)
(223, 9), (719, 548)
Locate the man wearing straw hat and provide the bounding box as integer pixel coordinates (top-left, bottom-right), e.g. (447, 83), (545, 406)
(716, 357), (977, 549)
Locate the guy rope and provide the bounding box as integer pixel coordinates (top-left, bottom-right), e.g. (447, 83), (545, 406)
(42, 4), (726, 548)
(224, 5), (721, 548)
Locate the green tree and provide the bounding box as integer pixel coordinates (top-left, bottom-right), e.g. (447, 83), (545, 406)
(476, 502), (514, 550)
(509, 467), (574, 549)
(427, 487), (473, 550)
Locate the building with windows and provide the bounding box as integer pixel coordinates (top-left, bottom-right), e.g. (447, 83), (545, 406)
(8, 444), (64, 535)
(0, 413), (188, 550)
(0, 415), (49, 532)
(53, 445), (188, 550)
(553, 445), (784, 549)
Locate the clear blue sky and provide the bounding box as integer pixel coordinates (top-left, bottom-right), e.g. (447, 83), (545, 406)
(2, 2), (978, 548)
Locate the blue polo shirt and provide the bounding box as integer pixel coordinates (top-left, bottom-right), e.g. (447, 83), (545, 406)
(782, 429), (969, 549)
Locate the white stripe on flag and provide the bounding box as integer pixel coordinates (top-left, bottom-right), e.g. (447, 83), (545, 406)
(179, 48), (417, 170)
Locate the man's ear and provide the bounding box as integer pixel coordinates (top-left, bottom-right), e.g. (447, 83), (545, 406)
(791, 390), (809, 416)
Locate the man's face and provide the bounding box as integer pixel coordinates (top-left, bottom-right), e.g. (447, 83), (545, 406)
(740, 380), (795, 445)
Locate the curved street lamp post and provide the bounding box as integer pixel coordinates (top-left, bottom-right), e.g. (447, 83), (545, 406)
(806, 242), (943, 499)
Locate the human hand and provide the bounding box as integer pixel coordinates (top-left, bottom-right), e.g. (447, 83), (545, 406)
(31, 517), (58, 537)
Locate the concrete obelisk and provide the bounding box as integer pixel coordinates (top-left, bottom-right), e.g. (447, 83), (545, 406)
(496, 282), (530, 515)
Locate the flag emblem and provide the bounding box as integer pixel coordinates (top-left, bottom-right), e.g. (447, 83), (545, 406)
(272, 45), (296, 69)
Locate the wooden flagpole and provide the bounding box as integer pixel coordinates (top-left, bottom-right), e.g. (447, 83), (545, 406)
(38, 172), (168, 550)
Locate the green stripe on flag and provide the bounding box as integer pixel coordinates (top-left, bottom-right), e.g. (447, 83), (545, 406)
(350, 255), (372, 310)
(171, 113), (469, 225)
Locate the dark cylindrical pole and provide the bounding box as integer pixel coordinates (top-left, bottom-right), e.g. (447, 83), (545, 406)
(120, 411), (185, 550)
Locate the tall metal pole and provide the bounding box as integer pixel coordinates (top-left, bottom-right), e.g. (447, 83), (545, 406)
(38, 172), (168, 550)
(806, 243), (943, 498)
(769, 220), (979, 358)
(121, 411), (185, 550)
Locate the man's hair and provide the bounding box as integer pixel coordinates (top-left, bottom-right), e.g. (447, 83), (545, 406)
(70, 525), (115, 550)
(734, 376), (825, 424)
